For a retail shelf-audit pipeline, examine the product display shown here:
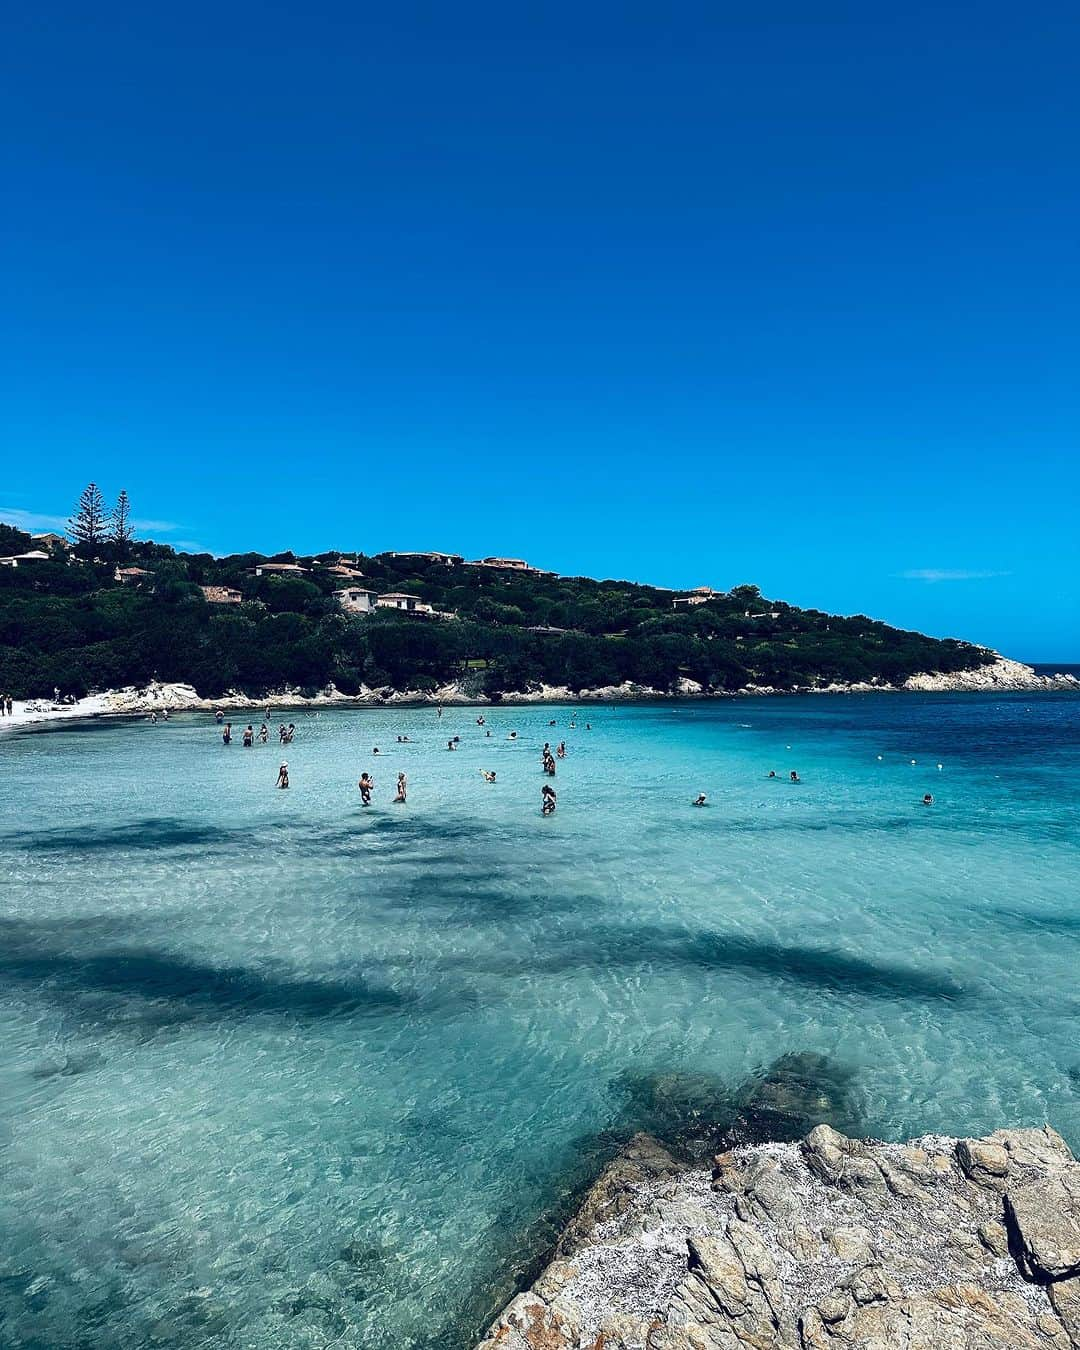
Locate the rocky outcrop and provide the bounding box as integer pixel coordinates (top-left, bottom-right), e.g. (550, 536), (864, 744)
(476, 1123), (1080, 1350)
(902, 655), (1079, 694)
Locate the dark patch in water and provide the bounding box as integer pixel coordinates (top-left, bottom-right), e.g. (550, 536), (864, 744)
(727, 1050), (860, 1144)
(0, 918), (408, 1028)
(610, 1051), (859, 1156)
(30, 1050), (106, 1079)
(454, 923), (965, 1003)
(991, 908), (1080, 936)
(14, 817), (237, 855)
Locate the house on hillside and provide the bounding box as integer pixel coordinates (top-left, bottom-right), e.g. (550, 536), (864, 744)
(385, 550), (462, 566)
(323, 564), (365, 579)
(376, 592), (422, 611)
(376, 593), (457, 619)
(0, 550), (51, 568)
(334, 587), (378, 614)
(673, 587), (716, 609)
(465, 556), (555, 575)
(200, 585), (243, 605)
(250, 562), (309, 577)
(115, 566), (152, 585)
(32, 533), (70, 552)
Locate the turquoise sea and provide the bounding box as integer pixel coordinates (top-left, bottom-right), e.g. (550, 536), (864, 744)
(2, 691), (1079, 1348)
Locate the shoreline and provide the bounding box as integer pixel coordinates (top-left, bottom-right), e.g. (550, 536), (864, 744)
(2, 656), (1077, 734)
(4, 664), (1078, 734)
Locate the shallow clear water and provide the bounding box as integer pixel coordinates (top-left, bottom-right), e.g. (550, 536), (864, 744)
(2, 692), (1079, 1348)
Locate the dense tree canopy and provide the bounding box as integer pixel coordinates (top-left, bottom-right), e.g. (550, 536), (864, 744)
(0, 538), (993, 699)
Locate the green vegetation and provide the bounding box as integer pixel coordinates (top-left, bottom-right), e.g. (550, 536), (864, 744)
(0, 520), (993, 700)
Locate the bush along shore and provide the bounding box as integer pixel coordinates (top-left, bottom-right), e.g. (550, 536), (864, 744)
(0, 523), (1015, 703)
(474, 1055), (1080, 1350)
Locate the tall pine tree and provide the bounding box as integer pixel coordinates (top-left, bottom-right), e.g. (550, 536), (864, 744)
(110, 489), (134, 550)
(68, 482), (107, 547)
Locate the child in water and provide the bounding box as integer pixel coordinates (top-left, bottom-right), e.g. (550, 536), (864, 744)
(692, 793), (707, 806)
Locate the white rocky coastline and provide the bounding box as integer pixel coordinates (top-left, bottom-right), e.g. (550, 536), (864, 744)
(476, 1123), (1080, 1349)
(1, 656), (1075, 732)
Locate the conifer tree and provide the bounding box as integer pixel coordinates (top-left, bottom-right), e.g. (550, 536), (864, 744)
(110, 489), (134, 548)
(68, 482), (107, 547)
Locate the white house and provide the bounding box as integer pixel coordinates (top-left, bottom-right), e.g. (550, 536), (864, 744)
(115, 566), (152, 585)
(376, 592), (422, 611)
(334, 586), (378, 614)
(251, 562), (309, 577)
(0, 550), (51, 568)
(385, 550), (462, 566)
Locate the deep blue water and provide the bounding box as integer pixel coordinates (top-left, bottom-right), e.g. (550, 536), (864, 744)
(2, 691), (1079, 1347)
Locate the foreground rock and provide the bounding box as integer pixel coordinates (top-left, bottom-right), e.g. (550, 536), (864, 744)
(477, 1123), (1080, 1349)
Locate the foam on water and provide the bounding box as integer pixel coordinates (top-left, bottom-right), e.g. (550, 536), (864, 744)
(2, 692), (1079, 1347)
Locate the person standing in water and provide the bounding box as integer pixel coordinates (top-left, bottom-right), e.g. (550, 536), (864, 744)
(358, 772), (374, 806)
(394, 773), (407, 803)
(259, 723), (269, 743)
(222, 722), (232, 745)
(276, 762), (289, 789)
(541, 784), (557, 815)
(242, 725), (254, 747)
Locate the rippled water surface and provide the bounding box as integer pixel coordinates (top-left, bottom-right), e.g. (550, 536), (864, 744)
(2, 693), (1079, 1347)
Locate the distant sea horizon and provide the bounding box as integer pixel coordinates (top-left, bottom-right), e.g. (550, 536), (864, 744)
(1030, 662), (1080, 676)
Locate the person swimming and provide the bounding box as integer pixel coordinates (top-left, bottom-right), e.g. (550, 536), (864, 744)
(481, 769), (496, 783)
(541, 784), (557, 815)
(477, 716), (485, 726)
(358, 772), (374, 806)
(923, 793), (934, 805)
(768, 770), (777, 779)
(447, 739), (456, 751)
(215, 709), (224, 723)
(692, 793), (707, 806)
(790, 771), (800, 783)
(276, 762), (289, 789)
(508, 731), (517, 740)
(394, 773), (407, 803)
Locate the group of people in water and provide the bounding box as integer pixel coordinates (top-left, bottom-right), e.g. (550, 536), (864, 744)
(209, 706), (938, 813)
(219, 717), (295, 746)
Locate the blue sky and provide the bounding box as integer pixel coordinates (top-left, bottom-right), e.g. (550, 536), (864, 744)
(2, 2), (1077, 656)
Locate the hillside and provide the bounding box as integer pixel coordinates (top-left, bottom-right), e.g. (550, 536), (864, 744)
(0, 524), (994, 700)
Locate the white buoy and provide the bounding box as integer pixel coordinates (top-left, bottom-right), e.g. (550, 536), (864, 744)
(910, 759), (916, 765)
(937, 763), (943, 770)
(877, 755), (883, 760)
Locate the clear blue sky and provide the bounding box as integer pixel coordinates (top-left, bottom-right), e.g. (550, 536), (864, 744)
(2, 2), (1077, 656)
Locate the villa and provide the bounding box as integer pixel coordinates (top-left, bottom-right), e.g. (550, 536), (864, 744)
(200, 585), (243, 605)
(0, 550), (51, 568)
(672, 587), (716, 609)
(376, 592), (423, 611)
(334, 586), (379, 614)
(251, 562), (309, 577)
(385, 550), (462, 566)
(466, 556), (555, 575)
(115, 566), (152, 585)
